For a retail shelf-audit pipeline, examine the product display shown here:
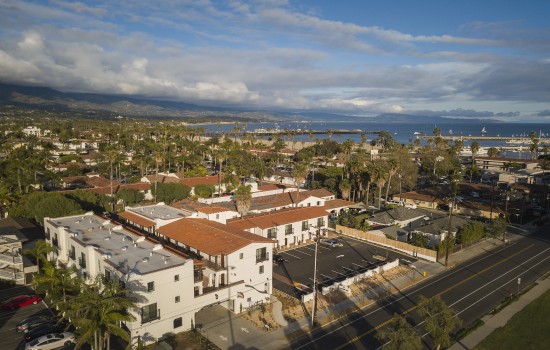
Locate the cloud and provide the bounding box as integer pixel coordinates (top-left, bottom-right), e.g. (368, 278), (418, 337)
(537, 110), (550, 117)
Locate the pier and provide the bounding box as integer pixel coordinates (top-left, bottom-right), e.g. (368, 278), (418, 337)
(419, 136), (550, 143)
(244, 129), (381, 136)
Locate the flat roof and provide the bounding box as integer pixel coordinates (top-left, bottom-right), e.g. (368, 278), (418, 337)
(128, 204), (190, 222)
(47, 213), (188, 275)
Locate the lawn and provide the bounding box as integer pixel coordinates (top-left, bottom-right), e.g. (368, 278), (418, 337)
(474, 288), (550, 350)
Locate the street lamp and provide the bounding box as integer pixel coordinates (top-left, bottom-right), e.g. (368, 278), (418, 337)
(517, 277), (521, 296)
(310, 225), (321, 327)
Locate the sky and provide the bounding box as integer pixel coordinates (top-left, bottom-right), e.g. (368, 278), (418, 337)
(1, 0), (550, 121)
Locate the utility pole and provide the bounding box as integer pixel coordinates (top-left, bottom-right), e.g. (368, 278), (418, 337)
(311, 225), (320, 327)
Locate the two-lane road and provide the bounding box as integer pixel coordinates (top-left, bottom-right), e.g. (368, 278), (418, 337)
(291, 225), (550, 350)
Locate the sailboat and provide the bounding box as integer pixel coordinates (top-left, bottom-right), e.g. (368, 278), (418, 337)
(481, 127), (487, 134)
(449, 129), (453, 135)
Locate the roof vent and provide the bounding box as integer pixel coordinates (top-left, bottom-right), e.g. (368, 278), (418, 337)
(135, 236), (145, 243)
(133, 243), (137, 247)
(152, 244), (162, 251)
(121, 246), (128, 251)
(142, 257), (149, 263)
(149, 251), (153, 256)
(104, 237), (110, 241)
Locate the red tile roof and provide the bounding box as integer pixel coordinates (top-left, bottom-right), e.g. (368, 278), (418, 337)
(117, 211), (156, 228)
(226, 206), (328, 229)
(157, 218), (274, 255)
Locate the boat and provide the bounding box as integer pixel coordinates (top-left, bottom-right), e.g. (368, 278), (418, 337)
(481, 127), (487, 134)
(413, 131), (421, 135)
(449, 129), (453, 135)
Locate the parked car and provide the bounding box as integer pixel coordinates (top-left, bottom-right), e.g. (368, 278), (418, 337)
(25, 332), (76, 350)
(320, 238), (343, 247)
(1, 295), (41, 311)
(404, 203), (417, 209)
(24, 323), (68, 342)
(17, 315), (56, 333)
(273, 254), (285, 264)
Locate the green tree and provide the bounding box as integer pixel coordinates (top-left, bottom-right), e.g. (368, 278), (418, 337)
(14, 192), (84, 226)
(487, 217), (507, 240)
(417, 295), (461, 350)
(470, 141), (481, 161)
(68, 276), (137, 350)
(24, 240), (57, 274)
(235, 184), (252, 218)
(116, 188), (144, 206)
(457, 221), (485, 245)
(375, 314), (422, 350)
(194, 184), (216, 198)
(152, 183), (191, 204)
(292, 162), (309, 204)
(339, 178), (351, 201)
(487, 147), (500, 158)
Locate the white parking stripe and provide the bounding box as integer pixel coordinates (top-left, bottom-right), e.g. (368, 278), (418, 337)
(331, 270), (347, 276)
(283, 252), (301, 259)
(294, 250), (311, 256)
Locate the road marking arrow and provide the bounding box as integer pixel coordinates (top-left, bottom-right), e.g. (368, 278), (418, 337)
(241, 327), (249, 333)
(219, 335), (228, 341)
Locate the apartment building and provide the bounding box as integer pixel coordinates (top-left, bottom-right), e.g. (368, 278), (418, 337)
(226, 207), (329, 248)
(44, 213), (194, 344)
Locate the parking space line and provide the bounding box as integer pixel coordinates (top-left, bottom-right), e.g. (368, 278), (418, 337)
(331, 270), (347, 276)
(283, 252), (302, 259)
(342, 266), (354, 272)
(294, 249), (312, 256)
(302, 246), (316, 252)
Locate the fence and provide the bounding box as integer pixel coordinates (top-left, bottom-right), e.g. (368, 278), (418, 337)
(335, 225), (438, 262)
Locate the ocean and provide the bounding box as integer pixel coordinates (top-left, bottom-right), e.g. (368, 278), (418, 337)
(197, 120), (550, 159)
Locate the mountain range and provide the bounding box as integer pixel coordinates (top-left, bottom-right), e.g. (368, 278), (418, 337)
(0, 82), (492, 124)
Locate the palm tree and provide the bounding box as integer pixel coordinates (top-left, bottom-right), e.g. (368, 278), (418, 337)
(24, 240), (57, 274)
(339, 179), (351, 201)
(235, 184), (252, 218)
(69, 276), (136, 350)
(470, 140), (480, 162)
(292, 163), (309, 205)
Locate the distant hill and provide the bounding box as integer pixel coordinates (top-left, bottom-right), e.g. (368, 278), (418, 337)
(0, 82), (277, 121)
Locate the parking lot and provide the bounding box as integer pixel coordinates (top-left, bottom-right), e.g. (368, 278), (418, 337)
(272, 235), (416, 298)
(0, 285), (53, 350)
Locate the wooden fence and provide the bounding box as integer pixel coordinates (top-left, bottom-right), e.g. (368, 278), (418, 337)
(335, 225), (438, 262)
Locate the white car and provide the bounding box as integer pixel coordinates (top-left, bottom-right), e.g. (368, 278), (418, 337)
(25, 332), (76, 350)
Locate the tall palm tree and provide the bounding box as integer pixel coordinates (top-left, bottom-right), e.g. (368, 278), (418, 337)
(69, 276), (136, 350)
(235, 184), (252, 218)
(292, 162), (309, 205)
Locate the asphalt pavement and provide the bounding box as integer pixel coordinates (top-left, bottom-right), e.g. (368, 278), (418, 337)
(196, 222), (550, 350)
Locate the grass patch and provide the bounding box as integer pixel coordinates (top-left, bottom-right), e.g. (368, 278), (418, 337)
(474, 288), (550, 350)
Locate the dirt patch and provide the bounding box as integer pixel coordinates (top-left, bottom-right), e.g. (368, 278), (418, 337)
(240, 300), (281, 332)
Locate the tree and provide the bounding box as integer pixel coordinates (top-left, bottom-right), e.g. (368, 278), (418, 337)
(292, 162), (309, 204)
(487, 147), (500, 158)
(375, 314), (422, 350)
(417, 295), (461, 350)
(470, 141), (481, 161)
(116, 188), (144, 207)
(235, 184), (252, 218)
(152, 183), (191, 204)
(68, 276), (136, 350)
(487, 217), (507, 240)
(194, 184), (216, 198)
(13, 192), (84, 226)
(24, 240), (57, 274)
(339, 178), (351, 201)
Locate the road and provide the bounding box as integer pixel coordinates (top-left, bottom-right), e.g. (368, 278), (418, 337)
(291, 225), (550, 350)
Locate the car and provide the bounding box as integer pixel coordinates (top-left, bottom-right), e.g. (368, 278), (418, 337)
(273, 254), (285, 264)
(17, 315), (56, 333)
(320, 238), (343, 247)
(24, 323), (69, 342)
(25, 332), (76, 350)
(1, 295), (41, 311)
(470, 191), (480, 198)
(404, 203), (417, 209)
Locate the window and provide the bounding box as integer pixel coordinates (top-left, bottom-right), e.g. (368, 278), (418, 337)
(141, 303), (159, 324)
(173, 317), (182, 328)
(285, 224), (293, 235)
(239, 253), (244, 259)
(174, 274), (179, 282)
(104, 269), (111, 282)
(216, 214), (220, 219)
(256, 247), (267, 263)
(52, 234), (59, 247)
(317, 201), (321, 206)
(69, 245), (76, 260)
(317, 217), (325, 227)
(259, 265), (264, 274)
(147, 281), (155, 292)
(301, 221), (308, 231)
(175, 296), (180, 303)
(46, 228), (50, 240)
(267, 228), (277, 239)
(79, 252), (86, 268)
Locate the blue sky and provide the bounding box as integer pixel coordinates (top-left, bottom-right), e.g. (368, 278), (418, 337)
(1, 0), (549, 121)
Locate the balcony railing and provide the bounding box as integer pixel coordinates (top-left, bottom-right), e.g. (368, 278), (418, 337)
(0, 252), (23, 265)
(256, 254), (269, 263)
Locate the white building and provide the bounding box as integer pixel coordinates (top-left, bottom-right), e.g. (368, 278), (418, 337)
(44, 213), (194, 344)
(226, 207), (328, 248)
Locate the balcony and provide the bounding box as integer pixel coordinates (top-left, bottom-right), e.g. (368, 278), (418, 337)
(256, 254), (269, 263)
(78, 257), (87, 269)
(0, 252), (23, 265)
(141, 309), (160, 325)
